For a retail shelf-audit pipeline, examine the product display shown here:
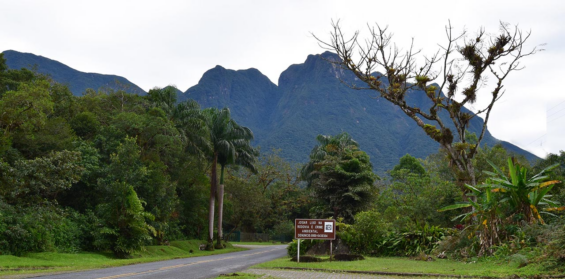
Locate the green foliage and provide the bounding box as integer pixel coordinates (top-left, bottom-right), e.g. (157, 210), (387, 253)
(71, 112), (100, 139)
(95, 138), (155, 258)
(0, 150), (82, 204)
(484, 158), (562, 224)
(338, 211), (453, 256)
(390, 154), (427, 179)
(338, 211), (390, 254)
(286, 239), (320, 257)
(223, 149), (309, 240)
(377, 154), (462, 230)
(0, 201), (84, 256)
(303, 133), (378, 223)
(439, 158), (562, 256)
(379, 225), (455, 256)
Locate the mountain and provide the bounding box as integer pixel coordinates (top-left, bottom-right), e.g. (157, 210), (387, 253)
(180, 52), (539, 172)
(2, 49), (538, 171)
(179, 65), (280, 138)
(2, 50), (146, 96)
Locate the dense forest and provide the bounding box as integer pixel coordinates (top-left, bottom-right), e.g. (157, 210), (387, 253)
(1, 53), (564, 269)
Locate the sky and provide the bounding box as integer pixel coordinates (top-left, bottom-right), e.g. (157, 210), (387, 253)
(1, 0), (564, 158)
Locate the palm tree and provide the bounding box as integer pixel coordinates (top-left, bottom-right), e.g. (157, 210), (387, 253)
(301, 132), (359, 187)
(147, 86), (209, 157)
(147, 86), (178, 115)
(203, 107), (258, 249)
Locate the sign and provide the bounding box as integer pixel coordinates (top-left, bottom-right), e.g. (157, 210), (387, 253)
(294, 219), (336, 240)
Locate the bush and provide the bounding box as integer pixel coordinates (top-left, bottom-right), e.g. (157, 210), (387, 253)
(0, 201), (83, 255)
(379, 225), (455, 256)
(95, 182), (155, 258)
(287, 239), (320, 257)
(337, 211), (390, 255)
(339, 211), (454, 257)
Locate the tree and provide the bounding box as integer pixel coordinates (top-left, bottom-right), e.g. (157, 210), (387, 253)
(203, 107), (257, 249)
(0, 150), (83, 205)
(390, 154), (427, 180)
(377, 154), (461, 229)
(0, 79), (54, 155)
(316, 21), (538, 192)
(147, 86), (209, 157)
(301, 132), (359, 187)
(223, 149), (309, 239)
(96, 137), (155, 258)
(0, 53), (35, 97)
(303, 132), (378, 223)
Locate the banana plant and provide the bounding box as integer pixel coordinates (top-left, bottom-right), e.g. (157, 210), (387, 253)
(484, 158), (562, 224)
(438, 182), (504, 256)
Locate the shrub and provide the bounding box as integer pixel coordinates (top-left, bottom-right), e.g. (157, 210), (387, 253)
(287, 239), (320, 257)
(379, 225), (454, 256)
(0, 200), (83, 255)
(338, 210), (389, 254)
(96, 182), (155, 258)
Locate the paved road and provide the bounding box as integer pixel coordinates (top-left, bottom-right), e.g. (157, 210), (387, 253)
(33, 245), (287, 279)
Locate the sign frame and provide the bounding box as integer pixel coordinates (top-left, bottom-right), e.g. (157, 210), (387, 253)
(294, 219), (336, 240)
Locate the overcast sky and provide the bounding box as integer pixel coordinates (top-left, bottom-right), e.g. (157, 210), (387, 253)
(1, 0), (563, 158)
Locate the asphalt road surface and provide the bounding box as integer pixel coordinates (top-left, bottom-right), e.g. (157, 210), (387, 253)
(34, 245), (287, 279)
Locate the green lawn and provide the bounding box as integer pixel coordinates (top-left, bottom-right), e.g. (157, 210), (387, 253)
(252, 256), (555, 278)
(0, 240), (245, 277)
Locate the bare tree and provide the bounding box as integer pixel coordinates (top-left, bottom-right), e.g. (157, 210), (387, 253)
(315, 21), (539, 190)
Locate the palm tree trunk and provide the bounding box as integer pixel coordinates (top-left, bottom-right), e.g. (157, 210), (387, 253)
(216, 164), (225, 249)
(207, 153), (218, 250)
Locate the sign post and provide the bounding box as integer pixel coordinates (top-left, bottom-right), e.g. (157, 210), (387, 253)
(294, 219), (336, 263)
(297, 239), (300, 263)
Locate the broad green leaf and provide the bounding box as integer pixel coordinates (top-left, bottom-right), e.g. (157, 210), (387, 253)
(438, 203), (472, 212)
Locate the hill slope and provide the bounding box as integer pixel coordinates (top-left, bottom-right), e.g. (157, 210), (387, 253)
(179, 65), (280, 139)
(181, 52), (539, 171)
(2, 50), (146, 96)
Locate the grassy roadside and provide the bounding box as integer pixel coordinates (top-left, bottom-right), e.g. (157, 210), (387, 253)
(215, 273), (267, 278)
(0, 240), (245, 277)
(252, 256), (556, 278)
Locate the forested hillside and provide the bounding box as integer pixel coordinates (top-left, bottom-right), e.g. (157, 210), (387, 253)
(0, 55), (308, 257)
(2, 50), (146, 96)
